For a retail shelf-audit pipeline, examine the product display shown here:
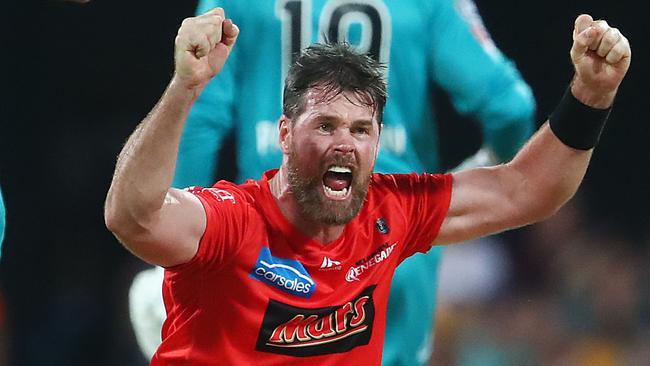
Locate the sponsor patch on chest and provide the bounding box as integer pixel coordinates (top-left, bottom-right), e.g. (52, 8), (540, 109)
(250, 247), (316, 298)
(256, 286), (376, 356)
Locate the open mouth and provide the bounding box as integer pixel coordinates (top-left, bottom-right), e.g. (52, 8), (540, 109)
(322, 166), (353, 200)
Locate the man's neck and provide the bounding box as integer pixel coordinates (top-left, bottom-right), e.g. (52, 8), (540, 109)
(268, 167), (345, 244)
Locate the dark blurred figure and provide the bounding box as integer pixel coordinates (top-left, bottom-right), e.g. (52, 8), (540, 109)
(0, 1), (193, 365)
(0, 188), (6, 366)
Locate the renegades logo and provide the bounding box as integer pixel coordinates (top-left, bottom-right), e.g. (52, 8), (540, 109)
(255, 286), (376, 357)
(345, 242), (397, 282)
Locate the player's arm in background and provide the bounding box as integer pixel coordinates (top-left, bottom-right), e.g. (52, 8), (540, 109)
(0, 186), (5, 256)
(429, 0), (535, 170)
(173, 0), (237, 188)
(105, 9), (240, 267)
(434, 15), (630, 245)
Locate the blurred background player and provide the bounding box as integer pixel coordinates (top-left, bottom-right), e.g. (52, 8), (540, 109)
(0, 186), (4, 361)
(1, 187), (4, 256)
(129, 0), (535, 364)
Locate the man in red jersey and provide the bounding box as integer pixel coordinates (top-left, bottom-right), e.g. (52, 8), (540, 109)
(105, 7), (630, 365)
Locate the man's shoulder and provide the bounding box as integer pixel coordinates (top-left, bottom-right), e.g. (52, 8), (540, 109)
(369, 172), (452, 198)
(214, 178), (263, 193)
(185, 178), (265, 206)
(371, 172), (449, 186)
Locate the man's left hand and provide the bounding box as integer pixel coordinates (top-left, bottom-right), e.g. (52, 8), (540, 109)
(570, 14), (631, 108)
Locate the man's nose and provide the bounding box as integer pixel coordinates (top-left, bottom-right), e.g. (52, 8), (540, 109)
(333, 129), (355, 155)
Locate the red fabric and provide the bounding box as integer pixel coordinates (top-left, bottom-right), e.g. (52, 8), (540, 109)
(151, 170), (452, 366)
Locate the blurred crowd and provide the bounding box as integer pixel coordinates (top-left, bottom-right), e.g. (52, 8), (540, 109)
(433, 198), (650, 365)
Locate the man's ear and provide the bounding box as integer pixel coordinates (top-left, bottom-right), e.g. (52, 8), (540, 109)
(278, 115), (292, 154)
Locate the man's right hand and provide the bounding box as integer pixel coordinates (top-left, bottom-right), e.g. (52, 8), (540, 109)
(173, 8), (239, 90)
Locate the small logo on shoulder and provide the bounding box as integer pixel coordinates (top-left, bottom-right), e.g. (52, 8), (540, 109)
(186, 187), (236, 204)
(206, 188), (236, 204)
(375, 218), (389, 234)
(250, 247), (316, 298)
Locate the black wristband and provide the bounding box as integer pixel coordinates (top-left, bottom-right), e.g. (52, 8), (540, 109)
(549, 87), (612, 150)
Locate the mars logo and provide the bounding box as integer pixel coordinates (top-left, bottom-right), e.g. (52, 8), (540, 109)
(250, 247), (316, 298)
(256, 286), (376, 357)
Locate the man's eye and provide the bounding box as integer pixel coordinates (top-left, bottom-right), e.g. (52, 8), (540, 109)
(319, 123), (333, 132)
(353, 127), (369, 135)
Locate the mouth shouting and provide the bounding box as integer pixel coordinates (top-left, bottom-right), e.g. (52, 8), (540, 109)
(322, 165), (353, 200)
(287, 152), (370, 226)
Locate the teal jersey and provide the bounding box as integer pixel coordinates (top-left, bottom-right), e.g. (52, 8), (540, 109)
(0, 186), (5, 256)
(174, 1), (534, 365)
(174, 0), (534, 187)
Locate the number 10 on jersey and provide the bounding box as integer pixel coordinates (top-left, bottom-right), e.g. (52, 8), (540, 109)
(276, 0), (392, 81)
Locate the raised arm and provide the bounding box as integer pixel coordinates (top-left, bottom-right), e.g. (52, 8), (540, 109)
(104, 8), (239, 267)
(174, 0), (238, 188)
(434, 14), (631, 245)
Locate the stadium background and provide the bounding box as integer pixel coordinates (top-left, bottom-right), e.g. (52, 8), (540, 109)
(0, 0), (647, 364)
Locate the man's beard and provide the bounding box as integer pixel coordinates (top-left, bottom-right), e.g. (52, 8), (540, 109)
(286, 150), (370, 225)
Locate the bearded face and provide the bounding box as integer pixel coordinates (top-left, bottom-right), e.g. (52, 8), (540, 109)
(280, 89), (380, 226)
(286, 148), (371, 225)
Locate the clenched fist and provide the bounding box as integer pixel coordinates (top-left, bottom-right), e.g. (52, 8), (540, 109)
(173, 8), (239, 90)
(570, 14), (631, 108)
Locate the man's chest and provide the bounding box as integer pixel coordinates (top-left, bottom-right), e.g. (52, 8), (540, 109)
(214, 215), (406, 356)
(236, 213), (406, 299)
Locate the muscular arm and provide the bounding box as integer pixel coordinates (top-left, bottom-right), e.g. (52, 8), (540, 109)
(435, 122), (590, 244)
(104, 9), (239, 267)
(105, 82), (206, 266)
(434, 15), (631, 245)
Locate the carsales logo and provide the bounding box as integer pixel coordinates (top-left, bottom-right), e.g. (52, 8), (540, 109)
(345, 242), (397, 282)
(250, 247), (316, 298)
(256, 286), (376, 357)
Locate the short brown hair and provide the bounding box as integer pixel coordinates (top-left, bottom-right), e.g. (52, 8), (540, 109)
(282, 42), (387, 126)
